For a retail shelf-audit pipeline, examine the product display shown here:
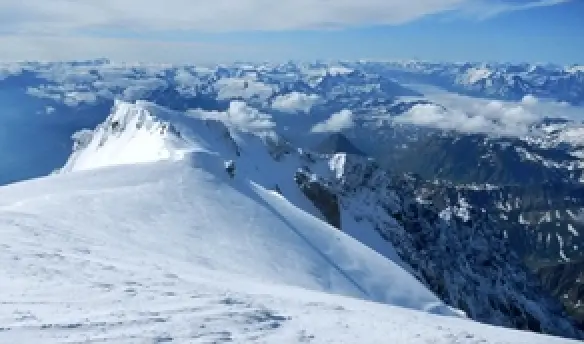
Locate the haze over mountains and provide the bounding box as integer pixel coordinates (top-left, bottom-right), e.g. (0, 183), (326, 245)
(1, 59), (584, 342)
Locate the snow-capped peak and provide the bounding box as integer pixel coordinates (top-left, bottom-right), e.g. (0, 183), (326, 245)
(460, 67), (493, 85)
(565, 65), (584, 74)
(62, 100), (237, 172)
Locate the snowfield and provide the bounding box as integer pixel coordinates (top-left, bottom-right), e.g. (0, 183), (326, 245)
(0, 101), (578, 343)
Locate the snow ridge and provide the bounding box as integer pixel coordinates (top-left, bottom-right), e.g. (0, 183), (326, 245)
(62, 100), (238, 172)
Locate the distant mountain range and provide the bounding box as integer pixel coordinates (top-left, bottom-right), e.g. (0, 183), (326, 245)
(358, 61), (584, 105)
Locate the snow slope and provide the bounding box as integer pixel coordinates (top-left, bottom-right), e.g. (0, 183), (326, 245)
(0, 101), (578, 343)
(59, 100), (449, 312)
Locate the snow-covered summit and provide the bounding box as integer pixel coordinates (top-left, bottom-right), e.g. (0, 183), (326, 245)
(458, 67), (493, 85)
(62, 100), (237, 172)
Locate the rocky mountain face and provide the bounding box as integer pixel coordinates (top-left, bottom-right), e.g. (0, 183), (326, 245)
(291, 152), (582, 338)
(314, 133), (366, 156)
(378, 132), (584, 185)
(356, 125), (584, 325)
(403, 177), (584, 327)
(535, 260), (584, 323)
(310, 124), (584, 331)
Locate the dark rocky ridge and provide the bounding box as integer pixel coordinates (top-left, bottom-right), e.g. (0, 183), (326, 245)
(293, 152), (582, 339)
(314, 133), (365, 156)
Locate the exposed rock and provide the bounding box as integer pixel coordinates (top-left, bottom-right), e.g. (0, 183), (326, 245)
(314, 132), (365, 156)
(225, 160), (236, 178)
(310, 153), (582, 339)
(294, 170), (341, 229)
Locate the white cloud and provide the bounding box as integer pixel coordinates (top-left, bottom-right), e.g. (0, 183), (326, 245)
(312, 110), (355, 133)
(0, 1), (568, 34)
(272, 92), (320, 113)
(395, 99), (543, 136)
(462, 0), (570, 19)
(191, 101), (275, 132)
(396, 104), (512, 135)
(63, 91), (99, 107)
(0, 1), (464, 33)
(45, 106), (56, 115)
(24, 63), (177, 105)
(26, 86), (63, 102)
(521, 94), (538, 106)
(0, 1), (568, 62)
(400, 83), (584, 136)
(0, 62), (23, 79)
(122, 78), (168, 101)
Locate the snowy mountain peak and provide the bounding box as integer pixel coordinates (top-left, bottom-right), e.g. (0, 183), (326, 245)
(460, 67), (493, 85)
(62, 101), (185, 172)
(62, 100), (238, 173)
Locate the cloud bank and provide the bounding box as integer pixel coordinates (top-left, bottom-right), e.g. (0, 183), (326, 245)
(0, 1), (462, 33)
(192, 101), (275, 133)
(394, 91), (584, 137)
(400, 83), (584, 136)
(312, 110), (355, 133)
(395, 102), (540, 136)
(272, 92), (320, 113)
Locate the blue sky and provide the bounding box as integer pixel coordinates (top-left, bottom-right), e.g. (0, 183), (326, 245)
(0, 0), (581, 64)
(189, 1), (584, 64)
